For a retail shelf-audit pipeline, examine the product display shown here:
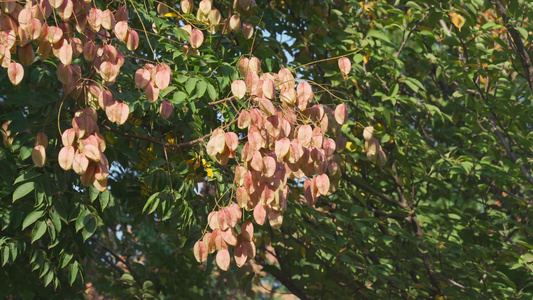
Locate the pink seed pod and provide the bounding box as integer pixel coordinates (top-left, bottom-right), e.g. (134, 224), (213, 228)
(338, 57), (351, 76)
(159, 99), (173, 119)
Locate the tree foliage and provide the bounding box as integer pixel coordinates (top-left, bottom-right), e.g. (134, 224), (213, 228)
(2, 0), (533, 299)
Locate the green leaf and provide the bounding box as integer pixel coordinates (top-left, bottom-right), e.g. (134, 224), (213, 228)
(69, 261), (79, 285)
(206, 83), (217, 101)
(22, 209), (45, 230)
(13, 181), (36, 202)
(185, 77), (198, 95)
(196, 80), (207, 98)
(60, 252), (74, 268)
(13, 172), (41, 184)
(31, 220), (47, 244)
(366, 29), (391, 44)
(100, 189), (110, 210)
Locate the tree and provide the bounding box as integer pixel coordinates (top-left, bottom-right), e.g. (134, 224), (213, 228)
(2, 0), (533, 298)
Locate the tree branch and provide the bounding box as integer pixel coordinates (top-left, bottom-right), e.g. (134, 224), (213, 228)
(101, 119), (238, 149)
(493, 0), (533, 94)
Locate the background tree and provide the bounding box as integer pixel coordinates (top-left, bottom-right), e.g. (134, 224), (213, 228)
(2, 0), (533, 299)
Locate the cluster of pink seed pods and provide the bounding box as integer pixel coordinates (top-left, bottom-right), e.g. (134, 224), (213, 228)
(58, 107), (110, 192)
(194, 56), (348, 270)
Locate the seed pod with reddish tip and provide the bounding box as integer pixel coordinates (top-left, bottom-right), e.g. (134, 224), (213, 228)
(144, 83), (160, 103)
(58, 41), (73, 65)
(338, 57), (351, 76)
(135, 68), (151, 89)
(47, 26), (63, 44)
(334, 103), (348, 125)
(57, 0), (73, 20)
(83, 40), (96, 61)
(93, 177), (107, 192)
(72, 153), (89, 175)
(32, 145), (46, 167)
(114, 21), (128, 42)
(193, 240), (208, 263)
(199, 0), (212, 15)
(49, 0), (64, 9)
(82, 144), (101, 162)
(216, 249), (230, 271)
(58, 145), (75, 170)
(98, 90), (114, 110)
(241, 23), (253, 39)
(181, 0), (194, 14)
(18, 44), (35, 66)
(231, 80), (246, 99)
(101, 9), (115, 30)
(190, 28), (204, 48)
(35, 132), (48, 148)
(229, 15), (241, 31)
(88, 8), (102, 32)
(248, 57), (260, 74)
(115, 6), (129, 22)
(154, 64), (171, 90)
(238, 57), (249, 76)
(80, 165), (95, 186)
(113, 102), (130, 125)
(62, 128), (76, 146)
(8, 62), (24, 85)
(71, 38), (83, 58)
(159, 99), (173, 120)
(237, 110), (251, 129)
(126, 29), (139, 51)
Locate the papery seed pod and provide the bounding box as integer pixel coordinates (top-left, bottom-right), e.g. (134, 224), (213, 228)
(248, 57), (260, 74)
(154, 64), (171, 90)
(58, 41), (73, 65)
(32, 145), (46, 167)
(83, 40), (96, 61)
(231, 80), (246, 99)
(363, 126), (374, 141)
(334, 103), (348, 125)
(190, 28), (204, 48)
(47, 26), (63, 44)
(144, 82), (160, 103)
(114, 21), (128, 42)
(93, 176), (107, 192)
(57, 0), (73, 20)
(159, 99), (173, 119)
(229, 14), (241, 31)
(8, 62), (24, 85)
(262, 79), (275, 100)
(134, 68), (151, 89)
(238, 56), (249, 76)
(113, 102), (130, 125)
(338, 57), (351, 76)
(216, 249), (230, 271)
(71, 37), (83, 58)
(88, 8), (102, 32)
(58, 145), (75, 170)
(35, 132), (48, 148)
(115, 6), (129, 22)
(126, 29), (139, 51)
(72, 153), (89, 175)
(49, 0), (64, 9)
(101, 9), (116, 30)
(18, 43), (35, 66)
(18, 9), (32, 27)
(193, 240), (208, 262)
(98, 90), (114, 110)
(237, 110), (251, 129)
(181, 0), (194, 14)
(61, 128), (76, 146)
(241, 23), (253, 39)
(199, 0), (212, 15)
